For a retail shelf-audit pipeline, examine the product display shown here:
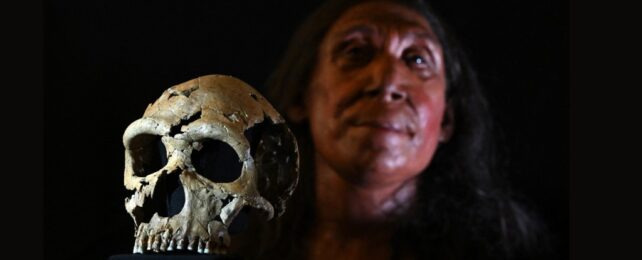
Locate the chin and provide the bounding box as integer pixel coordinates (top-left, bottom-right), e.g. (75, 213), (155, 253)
(353, 160), (422, 187)
(361, 150), (411, 172)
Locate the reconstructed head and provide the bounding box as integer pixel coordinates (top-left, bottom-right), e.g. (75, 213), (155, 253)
(257, 0), (517, 259)
(122, 74), (299, 254)
(266, 0), (488, 189)
(304, 1), (452, 187)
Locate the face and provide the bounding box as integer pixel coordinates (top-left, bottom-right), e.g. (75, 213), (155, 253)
(304, 2), (449, 188)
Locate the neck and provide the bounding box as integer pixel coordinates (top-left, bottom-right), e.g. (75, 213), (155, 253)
(313, 153), (417, 233)
(305, 154), (418, 260)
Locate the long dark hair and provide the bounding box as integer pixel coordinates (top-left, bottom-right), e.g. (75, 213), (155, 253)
(256, 0), (551, 259)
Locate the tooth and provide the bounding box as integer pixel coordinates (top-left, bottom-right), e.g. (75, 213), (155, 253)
(167, 238), (175, 251)
(139, 240), (146, 253)
(137, 236), (147, 253)
(147, 236), (153, 251)
(204, 240), (212, 254)
(188, 239), (196, 251)
(198, 239), (206, 254)
(160, 230), (170, 251)
(152, 234), (161, 252)
(136, 224), (148, 253)
(135, 239), (143, 254)
(197, 240), (204, 254)
(135, 234), (144, 254)
(176, 238), (185, 250)
(133, 237), (139, 254)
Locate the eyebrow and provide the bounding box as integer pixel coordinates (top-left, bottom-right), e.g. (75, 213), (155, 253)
(333, 23), (437, 42)
(411, 31), (437, 41)
(332, 24), (376, 40)
(379, 24), (435, 44)
(327, 23), (440, 60)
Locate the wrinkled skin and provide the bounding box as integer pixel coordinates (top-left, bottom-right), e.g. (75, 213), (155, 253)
(300, 2), (453, 260)
(306, 2), (450, 189)
(123, 75), (299, 255)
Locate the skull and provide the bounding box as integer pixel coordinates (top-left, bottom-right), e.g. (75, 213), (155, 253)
(122, 75), (299, 255)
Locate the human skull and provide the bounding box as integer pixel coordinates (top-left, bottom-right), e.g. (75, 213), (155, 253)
(122, 74), (299, 254)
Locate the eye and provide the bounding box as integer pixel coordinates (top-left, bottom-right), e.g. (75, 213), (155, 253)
(334, 40), (375, 68)
(345, 45), (374, 66)
(347, 44), (370, 58)
(409, 55), (427, 66)
(403, 50), (430, 69)
(402, 48), (436, 78)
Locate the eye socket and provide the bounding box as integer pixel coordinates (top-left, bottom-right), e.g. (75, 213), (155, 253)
(191, 139), (242, 183)
(128, 134), (167, 177)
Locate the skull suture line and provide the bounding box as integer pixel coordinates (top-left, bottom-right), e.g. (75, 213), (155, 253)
(123, 75), (299, 255)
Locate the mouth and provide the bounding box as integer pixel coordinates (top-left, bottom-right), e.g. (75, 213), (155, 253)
(340, 99), (419, 138)
(350, 118), (416, 137)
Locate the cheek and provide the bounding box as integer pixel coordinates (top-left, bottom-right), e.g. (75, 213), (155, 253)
(412, 92), (446, 159)
(307, 91), (331, 136)
(307, 83), (343, 145)
(307, 80), (354, 130)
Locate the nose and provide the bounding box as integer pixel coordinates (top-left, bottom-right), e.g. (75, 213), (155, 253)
(363, 56), (408, 103)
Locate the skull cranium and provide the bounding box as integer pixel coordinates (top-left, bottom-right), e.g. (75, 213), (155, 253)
(122, 74), (299, 254)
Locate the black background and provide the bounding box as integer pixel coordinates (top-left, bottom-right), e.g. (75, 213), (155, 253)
(45, 0), (568, 259)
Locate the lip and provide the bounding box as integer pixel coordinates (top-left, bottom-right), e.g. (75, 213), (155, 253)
(349, 117), (416, 137)
(341, 99), (419, 137)
(353, 120), (404, 133)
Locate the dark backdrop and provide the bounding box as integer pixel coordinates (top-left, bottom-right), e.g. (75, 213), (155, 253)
(45, 0), (568, 259)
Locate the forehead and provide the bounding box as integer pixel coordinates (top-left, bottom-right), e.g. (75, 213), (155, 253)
(327, 1), (435, 39)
